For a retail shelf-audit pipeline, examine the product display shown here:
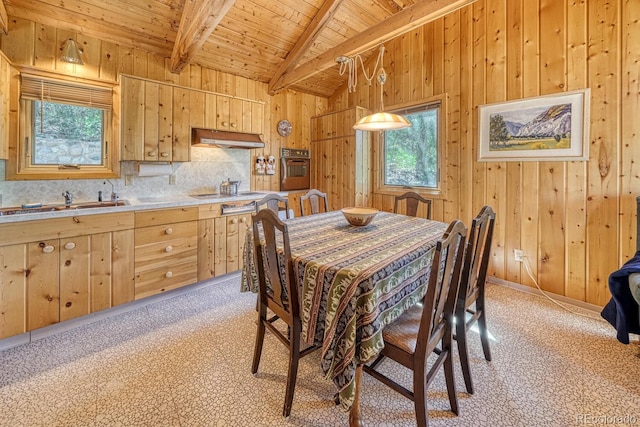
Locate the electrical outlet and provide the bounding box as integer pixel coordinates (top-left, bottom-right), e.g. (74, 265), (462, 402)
(514, 249), (525, 262)
(169, 174), (177, 185)
(124, 175), (134, 186)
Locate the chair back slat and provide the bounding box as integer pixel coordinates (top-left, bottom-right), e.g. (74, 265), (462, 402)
(461, 206), (495, 305)
(252, 209), (298, 319)
(256, 193), (291, 219)
(418, 220), (467, 354)
(394, 191), (432, 219)
(299, 189), (329, 216)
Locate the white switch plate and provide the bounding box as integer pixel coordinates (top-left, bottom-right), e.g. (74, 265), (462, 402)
(124, 175), (133, 186)
(169, 174), (177, 185)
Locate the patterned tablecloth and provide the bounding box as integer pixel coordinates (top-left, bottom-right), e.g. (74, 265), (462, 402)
(241, 210), (448, 410)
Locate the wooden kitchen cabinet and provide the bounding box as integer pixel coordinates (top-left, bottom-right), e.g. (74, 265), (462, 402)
(310, 107), (372, 210)
(122, 75), (265, 161)
(134, 207), (198, 299)
(197, 203), (251, 281)
(0, 52), (13, 160)
(0, 212), (135, 339)
(121, 75), (190, 162)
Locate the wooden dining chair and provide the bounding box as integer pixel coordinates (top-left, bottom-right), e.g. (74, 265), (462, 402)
(299, 189), (329, 216)
(256, 193), (292, 219)
(394, 191), (432, 219)
(250, 208), (318, 417)
(363, 219), (467, 427)
(455, 205), (496, 394)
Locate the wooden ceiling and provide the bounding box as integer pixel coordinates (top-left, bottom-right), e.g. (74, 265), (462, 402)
(1, 0), (474, 97)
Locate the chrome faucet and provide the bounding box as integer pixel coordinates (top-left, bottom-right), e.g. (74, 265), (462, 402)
(104, 180), (118, 203)
(62, 191), (73, 206)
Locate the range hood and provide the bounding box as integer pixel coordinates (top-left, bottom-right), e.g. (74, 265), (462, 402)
(192, 128), (265, 149)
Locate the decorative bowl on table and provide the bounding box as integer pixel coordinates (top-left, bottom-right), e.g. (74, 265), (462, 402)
(341, 207), (379, 226)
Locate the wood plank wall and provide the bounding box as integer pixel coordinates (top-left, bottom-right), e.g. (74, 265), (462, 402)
(0, 17), (328, 194)
(330, 0), (640, 306)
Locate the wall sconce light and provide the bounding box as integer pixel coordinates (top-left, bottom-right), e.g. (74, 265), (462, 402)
(60, 39), (84, 65)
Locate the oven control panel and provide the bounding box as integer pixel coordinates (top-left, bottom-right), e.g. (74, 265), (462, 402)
(281, 148), (310, 158)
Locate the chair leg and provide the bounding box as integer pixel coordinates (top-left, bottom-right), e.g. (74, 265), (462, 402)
(251, 307), (266, 374)
(413, 362), (429, 427)
(283, 323), (301, 418)
(443, 349), (459, 416)
(476, 298), (492, 362)
(456, 316), (474, 394)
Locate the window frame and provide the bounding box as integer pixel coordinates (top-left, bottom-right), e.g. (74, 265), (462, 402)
(7, 66), (120, 180)
(374, 94), (448, 199)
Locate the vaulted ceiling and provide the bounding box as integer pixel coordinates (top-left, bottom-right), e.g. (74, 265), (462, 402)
(1, 0), (474, 97)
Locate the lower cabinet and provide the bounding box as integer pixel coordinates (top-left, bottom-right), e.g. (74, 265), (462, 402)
(197, 204), (251, 281)
(0, 213), (135, 340)
(134, 207), (198, 299)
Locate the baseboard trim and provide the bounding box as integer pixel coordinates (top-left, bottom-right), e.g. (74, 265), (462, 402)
(488, 276), (604, 314)
(1, 272), (242, 352)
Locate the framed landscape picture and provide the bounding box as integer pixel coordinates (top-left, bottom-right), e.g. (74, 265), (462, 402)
(478, 89), (590, 162)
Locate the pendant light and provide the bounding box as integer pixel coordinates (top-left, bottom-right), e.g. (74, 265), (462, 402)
(351, 46), (411, 131)
(60, 39), (84, 65)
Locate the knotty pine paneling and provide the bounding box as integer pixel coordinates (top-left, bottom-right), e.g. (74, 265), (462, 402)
(0, 16), (328, 193)
(330, 0), (640, 306)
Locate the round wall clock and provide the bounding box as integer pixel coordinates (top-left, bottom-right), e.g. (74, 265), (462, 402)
(277, 119), (292, 137)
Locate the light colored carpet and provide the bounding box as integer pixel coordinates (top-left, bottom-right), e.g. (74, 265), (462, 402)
(0, 274), (639, 426)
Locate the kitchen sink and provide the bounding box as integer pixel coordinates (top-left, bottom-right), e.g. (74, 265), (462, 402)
(0, 200), (129, 216)
(63, 200), (130, 209)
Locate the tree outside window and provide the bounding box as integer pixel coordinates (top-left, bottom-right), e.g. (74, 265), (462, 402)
(383, 105), (439, 189)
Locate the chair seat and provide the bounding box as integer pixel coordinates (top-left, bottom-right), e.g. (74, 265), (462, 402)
(382, 303), (425, 355)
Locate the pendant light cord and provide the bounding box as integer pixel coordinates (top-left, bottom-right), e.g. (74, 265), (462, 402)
(338, 45), (385, 93)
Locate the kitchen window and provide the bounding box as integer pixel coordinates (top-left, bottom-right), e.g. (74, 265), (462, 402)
(377, 95), (445, 196)
(7, 68), (120, 180)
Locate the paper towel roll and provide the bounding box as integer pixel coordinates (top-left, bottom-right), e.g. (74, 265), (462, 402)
(138, 163), (173, 177)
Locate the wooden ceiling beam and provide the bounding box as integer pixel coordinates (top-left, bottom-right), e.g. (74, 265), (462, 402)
(0, 0), (9, 35)
(271, 0), (477, 93)
(170, 0), (235, 74)
(268, 0), (344, 95)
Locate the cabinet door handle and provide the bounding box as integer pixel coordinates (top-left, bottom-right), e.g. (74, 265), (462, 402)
(231, 218), (238, 224)
(165, 227), (173, 235)
(231, 122), (237, 128)
(222, 121), (228, 127)
(148, 151), (157, 156)
(64, 242), (76, 250)
(165, 245), (173, 253)
(160, 152), (170, 157)
(240, 217), (247, 223)
(165, 271), (173, 278)
(42, 245), (55, 253)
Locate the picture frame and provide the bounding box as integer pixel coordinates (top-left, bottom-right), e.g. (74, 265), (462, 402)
(478, 88), (590, 162)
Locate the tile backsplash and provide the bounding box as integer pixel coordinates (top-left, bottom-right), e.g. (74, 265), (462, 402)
(0, 147), (252, 207)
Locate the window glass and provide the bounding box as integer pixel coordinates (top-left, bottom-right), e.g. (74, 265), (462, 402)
(383, 104), (439, 189)
(32, 100), (104, 165)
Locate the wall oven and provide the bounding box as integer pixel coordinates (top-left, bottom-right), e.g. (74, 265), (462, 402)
(280, 148), (310, 191)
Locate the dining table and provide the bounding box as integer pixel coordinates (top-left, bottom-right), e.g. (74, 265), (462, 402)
(241, 210), (448, 426)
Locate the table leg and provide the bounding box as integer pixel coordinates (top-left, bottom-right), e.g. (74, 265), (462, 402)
(348, 364), (365, 427)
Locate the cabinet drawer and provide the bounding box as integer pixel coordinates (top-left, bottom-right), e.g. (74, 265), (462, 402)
(135, 235), (197, 272)
(135, 207), (198, 227)
(134, 259), (198, 300)
(135, 221), (197, 247)
(0, 212), (134, 246)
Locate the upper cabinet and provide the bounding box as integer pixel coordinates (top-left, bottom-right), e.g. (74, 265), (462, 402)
(0, 52), (12, 160)
(121, 75), (265, 162)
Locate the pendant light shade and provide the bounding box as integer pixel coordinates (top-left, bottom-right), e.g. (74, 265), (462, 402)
(60, 39), (84, 65)
(353, 111), (411, 131)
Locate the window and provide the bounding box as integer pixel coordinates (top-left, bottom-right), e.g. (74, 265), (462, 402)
(379, 97), (444, 195)
(32, 101), (105, 165)
(8, 68), (119, 180)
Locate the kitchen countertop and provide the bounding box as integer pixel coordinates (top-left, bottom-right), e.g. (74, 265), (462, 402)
(0, 192), (285, 224)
